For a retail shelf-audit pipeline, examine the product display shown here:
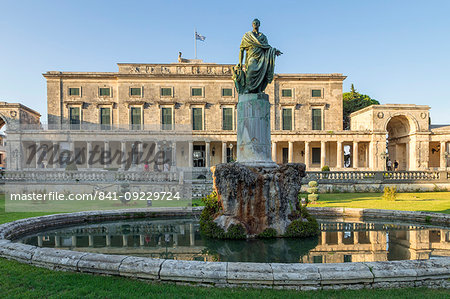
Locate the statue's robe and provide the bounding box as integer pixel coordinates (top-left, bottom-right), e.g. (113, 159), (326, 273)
(240, 31), (277, 93)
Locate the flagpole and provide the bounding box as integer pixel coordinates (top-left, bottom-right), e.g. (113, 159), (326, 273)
(194, 28), (197, 59)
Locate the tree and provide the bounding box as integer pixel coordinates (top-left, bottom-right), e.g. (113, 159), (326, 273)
(343, 84), (380, 130)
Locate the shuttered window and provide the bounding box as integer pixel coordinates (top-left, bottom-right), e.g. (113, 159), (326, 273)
(161, 88), (172, 97)
(191, 88), (203, 97)
(69, 88), (80, 96)
(100, 107), (111, 130)
(69, 107), (80, 130)
(130, 87), (141, 96)
(99, 88), (110, 96)
(222, 88), (233, 97)
(282, 108), (292, 130)
(130, 107), (141, 130)
(161, 107), (173, 130)
(192, 108), (203, 130)
(281, 89), (292, 97)
(222, 108), (233, 130)
(312, 109), (322, 130)
(312, 89), (322, 97)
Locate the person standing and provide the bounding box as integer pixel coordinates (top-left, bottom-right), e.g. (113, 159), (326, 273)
(394, 160), (399, 171)
(387, 159), (392, 171)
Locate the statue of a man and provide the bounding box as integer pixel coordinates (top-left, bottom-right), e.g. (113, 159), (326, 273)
(233, 19), (282, 94)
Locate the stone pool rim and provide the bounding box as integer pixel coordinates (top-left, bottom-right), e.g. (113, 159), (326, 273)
(0, 207), (449, 290)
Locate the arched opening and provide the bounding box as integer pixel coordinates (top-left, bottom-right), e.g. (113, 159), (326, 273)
(385, 115), (412, 171)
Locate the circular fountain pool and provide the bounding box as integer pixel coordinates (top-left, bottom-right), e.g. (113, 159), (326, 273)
(15, 217), (450, 263)
(1, 208), (449, 289)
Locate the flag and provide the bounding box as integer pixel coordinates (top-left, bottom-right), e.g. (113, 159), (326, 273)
(195, 32), (206, 41)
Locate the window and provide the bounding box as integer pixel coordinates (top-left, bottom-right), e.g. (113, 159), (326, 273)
(130, 107), (142, 130)
(281, 89), (292, 97)
(313, 256), (323, 263)
(69, 88), (80, 96)
(222, 107), (233, 130)
(192, 108), (203, 130)
(100, 107), (111, 130)
(312, 108), (322, 130)
(282, 148), (288, 164)
(312, 89), (322, 97)
(99, 87), (110, 97)
(191, 87), (203, 97)
(222, 88), (233, 97)
(312, 147), (321, 164)
(69, 107), (80, 130)
(130, 87), (142, 96)
(0, 154), (3, 164)
(161, 107), (173, 130)
(344, 255), (352, 263)
(161, 87), (172, 97)
(282, 108), (292, 130)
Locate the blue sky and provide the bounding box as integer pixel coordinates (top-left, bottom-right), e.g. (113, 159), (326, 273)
(1, 0), (449, 124)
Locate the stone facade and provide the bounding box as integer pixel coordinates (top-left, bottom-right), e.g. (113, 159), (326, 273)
(2, 60), (450, 171)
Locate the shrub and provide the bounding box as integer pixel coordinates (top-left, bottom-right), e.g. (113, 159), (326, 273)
(307, 181), (319, 202)
(257, 228), (278, 239)
(308, 194), (319, 203)
(308, 181), (318, 188)
(321, 165), (330, 172)
(225, 224), (247, 239)
(382, 186), (397, 201)
(284, 217), (319, 238)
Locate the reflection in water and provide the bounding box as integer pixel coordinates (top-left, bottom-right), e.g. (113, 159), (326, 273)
(16, 218), (450, 263)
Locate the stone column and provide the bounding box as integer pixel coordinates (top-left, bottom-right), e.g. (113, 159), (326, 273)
(71, 236), (77, 247)
(122, 235), (128, 247)
(137, 142), (143, 166)
(53, 142), (59, 169)
(140, 235), (145, 247)
(86, 141), (92, 169)
(121, 141), (126, 170)
(88, 235), (94, 247)
(272, 142), (277, 163)
(304, 141), (310, 168)
(55, 236), (61, 248)
(321, 232), (327, 245)
(353, 141), (359, 169)
(369, 141), (374, 170)
(69, 141), (75, 168)
(222, 142), (227, 163)
(288, 141), (294, 163)
(188, 141), (194, 168)
(320, 141), (326, 169)
(440, 141), (447, 170)
(171, 142), (177, 167)
(104, 141), (110, 167)
(190, 223), (195, 246)
(337, 141), (343, 169)
(34, 141), (40, 169)
(205, 141), (211, 168)
(106, 235), (111, 247)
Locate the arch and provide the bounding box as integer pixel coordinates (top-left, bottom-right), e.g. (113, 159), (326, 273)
(383, 112), (420, 134)
(0, 112), (10, 131)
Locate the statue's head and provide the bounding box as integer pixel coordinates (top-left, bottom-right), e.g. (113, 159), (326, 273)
(252, 19), (260, 30)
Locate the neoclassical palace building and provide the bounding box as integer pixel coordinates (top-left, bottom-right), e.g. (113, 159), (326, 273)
(2, 60), (450, 171)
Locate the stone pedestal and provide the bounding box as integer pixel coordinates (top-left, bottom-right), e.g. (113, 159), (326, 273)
(211, 163), (306, 236)
(237, 93), (276, 167)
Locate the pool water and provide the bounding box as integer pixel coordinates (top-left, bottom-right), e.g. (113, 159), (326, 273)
(16, 218), (450, 263)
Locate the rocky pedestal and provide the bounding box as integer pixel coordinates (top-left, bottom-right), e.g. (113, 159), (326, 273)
(237, 93), (276, 167)
(211, 162), (306, 236)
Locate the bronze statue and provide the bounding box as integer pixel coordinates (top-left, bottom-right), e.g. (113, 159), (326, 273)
(233, 19), (282, 94)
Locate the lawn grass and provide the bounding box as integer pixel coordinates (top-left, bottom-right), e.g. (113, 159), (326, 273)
(1, 193), (450, 298)
(312, 192), (450, 214)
